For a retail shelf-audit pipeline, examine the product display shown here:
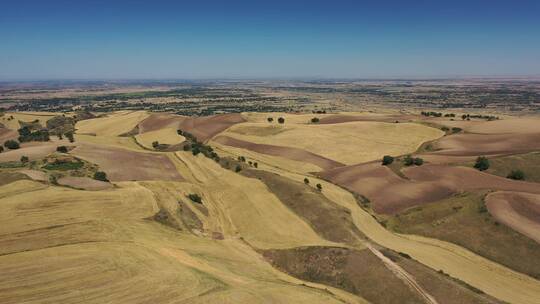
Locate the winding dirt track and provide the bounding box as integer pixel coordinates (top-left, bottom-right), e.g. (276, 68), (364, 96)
(367, 244), (439, 304)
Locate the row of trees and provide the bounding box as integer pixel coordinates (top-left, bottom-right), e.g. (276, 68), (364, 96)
(267, 117), (285, 124)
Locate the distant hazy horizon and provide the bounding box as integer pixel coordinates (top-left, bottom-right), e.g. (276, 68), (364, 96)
(1, 0), (539, 80)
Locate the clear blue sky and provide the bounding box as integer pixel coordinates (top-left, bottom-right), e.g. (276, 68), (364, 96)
(1, 0), (539, 80)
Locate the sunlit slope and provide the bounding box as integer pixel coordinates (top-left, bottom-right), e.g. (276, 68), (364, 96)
(135, 128), (185, 149)
(0, 111), (63, 130)
(76, 110), (149, 136)
(0, 180), (365, 304)
(222, 121), (443, 165)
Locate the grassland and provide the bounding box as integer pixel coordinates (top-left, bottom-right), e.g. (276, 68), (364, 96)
(135, 128), (185, 149)
(484, 152), (540, 182)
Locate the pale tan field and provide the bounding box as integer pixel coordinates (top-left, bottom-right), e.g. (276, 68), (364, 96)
(0, 111), (63, 130)
(223, 121), (444, 165)
(135, 128), (185, 149)
(75, 110), (149, 136)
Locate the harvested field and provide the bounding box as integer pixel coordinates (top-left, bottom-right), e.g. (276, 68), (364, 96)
(0, 127), (18, 143)
(75, 133), (144, 152)
(75, 111), (149, 136)
(322, 163), (540, 214)
(57, 176), (113, 190)
(138, 113), (184, 133)
(18, 169), (47, 181)
(466, 118), (540, 134)
(241, 169), (364, 244)
(386, 191), (540, 279)
(486, 191), (540, 243)
(318, 113), (416, 124)
(71, 143), (183, 182)
(214, 135), (343, 171)
(0, 171), (29, 186)
(430, 133), (540, 156)
(0, 112), (60, 130)
(135, 128), (185, 149)
(224, 121), (443, 165)
(263, 246), (427, 304)
(0, 138), (74, 162)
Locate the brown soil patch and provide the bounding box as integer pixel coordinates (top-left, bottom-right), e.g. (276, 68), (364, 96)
(70, 144), (184, 182)
(430, 133), (540, 157)
(322, 163), (540, 214)
(57, 176), (113, 191)
(486, 192), (540, 243)
(138, 113), (183, 133)
(262, 246), (426, 304)
(139, 113), (245, 142)
(214, 135), (344, 170)
(242, 169), (364, 244)
(0, 172), (29, 186)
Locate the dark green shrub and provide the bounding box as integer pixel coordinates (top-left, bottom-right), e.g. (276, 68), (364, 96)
(316, 183), (322, 191)
(4, 140), (20, 150)
(20, 156), (29, 163)
(267, 117), (273, 122)
(152, 141), (159, 148)
(56, 146), (68, 153)
(474, 156), (490, 171)
(235, 164), (242, 172)
(311, 117), (319, 123)
(507, 169), (525, 180)
(278, 117), (285, 124)
(382, 155), (394, 166)
(93, 171), (108, 182)
(188, 193), (202, 204)
(403, 155), (414, 166)
(304, 178), (310, 184)
(413, 157), (424, 166)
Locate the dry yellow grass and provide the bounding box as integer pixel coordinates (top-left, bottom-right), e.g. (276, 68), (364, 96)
(75, 110), (149, 136)
(75, 134), (145, 151)
(0, 178), (365, 304)
(224, 121), (444, 165)
(135, 128), (185, 149)
(0, 111), (61, 129)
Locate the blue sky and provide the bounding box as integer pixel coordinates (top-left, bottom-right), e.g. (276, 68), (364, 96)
(1, 0), (539, 79)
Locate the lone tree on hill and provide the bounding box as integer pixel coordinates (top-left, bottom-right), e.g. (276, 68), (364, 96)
(278, 117), (285, 124)
(382, 155), (394, 166)
(267, 117), (273, 122)
(474, 156), (490, 171)
(304, 178), (310, 184)
(56, 146), (68, 153)
(316, 183), (322, 191)
(311, 117), (320, 123)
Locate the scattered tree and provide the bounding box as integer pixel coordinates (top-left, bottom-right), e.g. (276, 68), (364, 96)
(382, 155), (394, 166)
(65, 132), (75, 143)
(474, 156), (490, 171)
(267, 117), (274, 122)
(4, 140), (20, 150)
(93, 171), (108, 182)
(316, 183), (322, 191)
(413, 157), (424, 166)
(253, 162), (258, 168)
(311, 117), (320, 123)
(507, 169), (525, 180)
(152, 141), (159, 148)
(56, 146), (68, 153)
(403, 155), (414, 166)
(187, 193), (203, 204)
(0, 146), (3, 153)
(235, 164), (242, 172)
(304, 178), (310, 184)
(278, 117), (285, 124)
(20, 156), (29, 163)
